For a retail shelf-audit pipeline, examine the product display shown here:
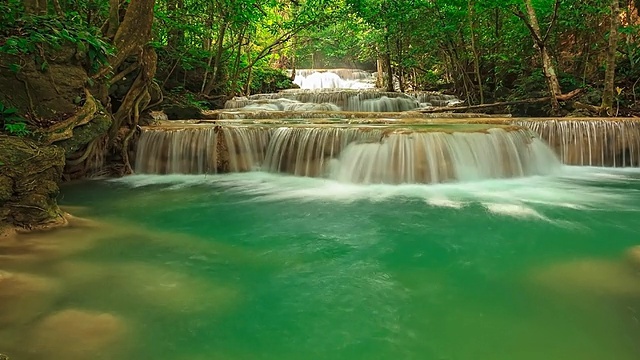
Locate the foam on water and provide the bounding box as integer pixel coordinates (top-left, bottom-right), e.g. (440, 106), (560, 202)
(483, 203), (546, 220)
(112, 167), (640, 216)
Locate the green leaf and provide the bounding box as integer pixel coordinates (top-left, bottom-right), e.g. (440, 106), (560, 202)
(8, 63), (21, 73)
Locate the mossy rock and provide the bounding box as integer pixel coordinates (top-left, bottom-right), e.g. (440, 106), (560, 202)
(0, 50), (88, 125)
(0, 135), (65, 228)
(55, 113), (112, 155)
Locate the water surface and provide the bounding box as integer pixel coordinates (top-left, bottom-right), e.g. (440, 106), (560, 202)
(2, 167), (640, 359)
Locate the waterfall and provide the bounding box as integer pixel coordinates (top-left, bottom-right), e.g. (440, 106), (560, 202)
(329, 128), (559, 184)
(135, 127), (218, 174)
(226, 98), (341, 112)
(262, 127), (383, 177)
(412, 92), (465, 107)
(347, 96), (419, 112)
(291, 69), (374, 80)
(135, 125), (560, 183)
(515, 120), (640, 167)
(225, 91), (422, 112)
(220, 126), (270, 172)
(290, 69), (376, 89)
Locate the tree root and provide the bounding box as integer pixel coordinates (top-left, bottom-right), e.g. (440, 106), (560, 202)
(16, 73), (36, 117)
(40, 88), (98, 144)
(66, 138), (99, 166)
(121, 89), (150, 174)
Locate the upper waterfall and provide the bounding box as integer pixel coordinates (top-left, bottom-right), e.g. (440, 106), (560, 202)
(289, 69), (376, 90)
(224, 90), (463, 113)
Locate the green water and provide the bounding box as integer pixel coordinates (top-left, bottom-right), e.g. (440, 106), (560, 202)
(3, 167), (640, 359)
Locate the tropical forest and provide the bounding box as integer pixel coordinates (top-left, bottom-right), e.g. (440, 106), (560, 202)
(1, 1), (640, 359)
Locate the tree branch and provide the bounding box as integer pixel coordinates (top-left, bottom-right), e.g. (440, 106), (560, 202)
(542, 0), (560, 44)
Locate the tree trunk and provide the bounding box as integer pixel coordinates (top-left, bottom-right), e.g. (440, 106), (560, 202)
(105, 0), (120, 39)
(167, 0), (184, 50)
(376, 55), (384, 88)
(468, 0), (484, 104)
(601, 0), (620, 115)
(23, 0), (47, 14)
(99, 0), (156, 79)
(203, 21), (229, 95)
(384, 33), (394, 92)
(523, 0), (562, 113)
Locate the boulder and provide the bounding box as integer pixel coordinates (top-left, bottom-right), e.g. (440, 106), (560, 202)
(0, 135), (65, 228)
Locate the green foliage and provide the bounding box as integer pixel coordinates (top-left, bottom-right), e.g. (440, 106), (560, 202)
(0, 12), (113, 74)
(0, 102), (29, 137)
(248, 66), (294, 94)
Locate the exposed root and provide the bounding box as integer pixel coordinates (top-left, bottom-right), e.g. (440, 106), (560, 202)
(16, 73), (36, 116)
(64, 135), (108, 179)
(40, 89), (98, 145)
(121, 90), (150, 174)
(66, 138), (99, 166)
(110, 61), (139, 85)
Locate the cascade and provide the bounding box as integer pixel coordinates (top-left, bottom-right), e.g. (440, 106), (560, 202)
(515, 120), (640, 167)
(136, 67), (640, 181)
(135, 124), (561, 184)
(135, 126), (218, 174)
(289, 69), (376, 89)
(330, 128), (559, 184)
(225, 91), (423, 112)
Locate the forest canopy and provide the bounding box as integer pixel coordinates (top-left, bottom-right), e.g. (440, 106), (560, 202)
(0, 0), (638, 109)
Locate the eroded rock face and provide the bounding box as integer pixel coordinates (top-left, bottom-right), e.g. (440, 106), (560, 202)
(0, 47), (88, 125)
(27, 309), (127, 360)
(0, 135), (65, 228)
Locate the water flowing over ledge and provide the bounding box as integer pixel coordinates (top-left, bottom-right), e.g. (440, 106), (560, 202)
(514, 119), (640, 167)
(134, 124), (560, 184)
(224, 90), (462, 113)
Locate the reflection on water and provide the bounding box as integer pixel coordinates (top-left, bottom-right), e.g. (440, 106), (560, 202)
(1, 166), (640, 359)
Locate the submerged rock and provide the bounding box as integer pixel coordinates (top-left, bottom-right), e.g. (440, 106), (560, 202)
(27, 309), (127, 360)
(0, 271), (60, 327)
(115, 263), (238, 314)
(625, 245), (640, 271)
(0, 225), (97, 264)
(530, 259), (640, 297)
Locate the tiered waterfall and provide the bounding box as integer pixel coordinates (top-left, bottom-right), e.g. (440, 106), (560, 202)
(136, 68), (640, 184)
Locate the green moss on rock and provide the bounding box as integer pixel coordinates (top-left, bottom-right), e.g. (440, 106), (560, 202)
(56, 113), (112, 155)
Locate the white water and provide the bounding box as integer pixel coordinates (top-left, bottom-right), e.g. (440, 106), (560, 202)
(224, 91), (465, 113)
(291, 69), (376, 89)
(224, 69), (461, 113)
(515, 120), (640, 167)
(135, 127), (218, 174)
(329, 129), (560, 184)
(113, 167), (640, 219)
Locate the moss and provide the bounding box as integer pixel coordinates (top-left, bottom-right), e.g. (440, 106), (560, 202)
(56, 113), (112, 155)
